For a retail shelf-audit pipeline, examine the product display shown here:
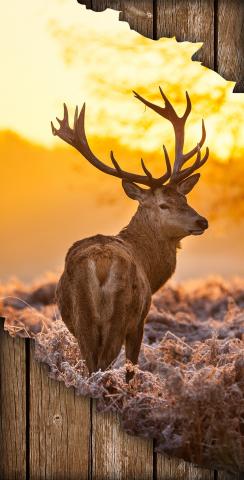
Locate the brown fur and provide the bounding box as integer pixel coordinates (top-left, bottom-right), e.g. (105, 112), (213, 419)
(56, 182), (208, 380)
(95, 256), (112, 286)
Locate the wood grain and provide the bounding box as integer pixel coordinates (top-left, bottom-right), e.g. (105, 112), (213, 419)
(217, 470), (243, 480)
(92, 400), (153, 479)
(77, 0), (92, 7)
(157, 454), (215, 479)
(120, 1), (153, 39)
(156, 0), (215, 69)
(0, 321), (26, 479)
(217, 0), (244, 92)
(29, 341), (91, 480)
(91, 0), (154, 38)
(91, 0), (120, 11)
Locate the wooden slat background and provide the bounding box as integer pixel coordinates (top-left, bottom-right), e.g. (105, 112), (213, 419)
(0, 1), (243, 479)
(217, 0), (244, 92)
(92, 405), (154, 479)
(0, 322), (26, 480)
(29, 342), (91, 480)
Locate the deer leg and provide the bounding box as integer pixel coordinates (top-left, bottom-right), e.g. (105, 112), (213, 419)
(79, 342), (97, 375)
(57, 287), (76, 339)
(76, 322), (103, 375)
(125, 320), (145, 383)
(96, 322), (125, 371)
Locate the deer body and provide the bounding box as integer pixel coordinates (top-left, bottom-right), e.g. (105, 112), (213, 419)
(57, 202), (180, 374)
(57, 233), (151, 374)
(53, 88), (209, 380)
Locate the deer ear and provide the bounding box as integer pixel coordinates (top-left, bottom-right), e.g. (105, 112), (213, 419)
(122, 180), (147, 202)
(177, 173), (200, 195)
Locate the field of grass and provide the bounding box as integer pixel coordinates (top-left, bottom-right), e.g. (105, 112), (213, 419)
(1, 275), (244, 472)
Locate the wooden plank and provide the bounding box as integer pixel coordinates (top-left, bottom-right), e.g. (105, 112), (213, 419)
(92, 400), (153, 479)
(77, 0), (92, 7)
(120, 1), (153, 38)
(157, 454), (215, 480)
(217, 471), (244, 480)
(217, 0), (244, 92)
(91, 0), (154, 37)
(29, 342), (91, 480)
(156, 0), (215, 69)
(0, 321), (26, 479)
(90, 0), (121, 13)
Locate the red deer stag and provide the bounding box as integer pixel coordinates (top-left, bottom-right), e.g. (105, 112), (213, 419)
(52, 88), (209, 381)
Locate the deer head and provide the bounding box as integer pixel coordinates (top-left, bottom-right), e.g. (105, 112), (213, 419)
(51, 88), (209, 240)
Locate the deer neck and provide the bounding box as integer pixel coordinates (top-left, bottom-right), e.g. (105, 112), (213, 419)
(118, 206), (179, 294)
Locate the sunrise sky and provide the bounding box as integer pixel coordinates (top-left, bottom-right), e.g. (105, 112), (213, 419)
(1, 1), (244, 282)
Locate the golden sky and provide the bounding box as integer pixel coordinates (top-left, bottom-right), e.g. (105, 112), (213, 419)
(1, 1), (244, 282)
(1, 1), (244, 161)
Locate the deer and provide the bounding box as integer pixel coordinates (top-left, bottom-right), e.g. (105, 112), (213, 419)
(51, 88), (209, 382)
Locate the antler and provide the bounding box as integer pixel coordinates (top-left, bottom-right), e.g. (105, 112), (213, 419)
(51, 103), (171, 188)
(133, 88), (209, 184)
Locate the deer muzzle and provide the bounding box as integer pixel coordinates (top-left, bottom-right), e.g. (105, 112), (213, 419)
(190, 216), (208, 235)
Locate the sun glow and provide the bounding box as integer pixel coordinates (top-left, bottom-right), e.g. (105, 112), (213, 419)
(1, 1), (244, 163)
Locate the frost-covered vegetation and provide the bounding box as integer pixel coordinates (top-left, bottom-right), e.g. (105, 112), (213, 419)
(1, 275), (244, 472)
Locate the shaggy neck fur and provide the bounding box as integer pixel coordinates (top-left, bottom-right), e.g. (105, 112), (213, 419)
(118, 205), (179, 294)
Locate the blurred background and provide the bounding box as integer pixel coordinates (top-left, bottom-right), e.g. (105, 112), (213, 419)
(1, 1), (244, 283)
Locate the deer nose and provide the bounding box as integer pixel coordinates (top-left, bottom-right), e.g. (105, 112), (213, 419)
(196, 217), (208, 230)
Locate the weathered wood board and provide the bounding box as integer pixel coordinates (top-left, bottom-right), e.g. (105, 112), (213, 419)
(157, 455), (215, 480)
(92, 400), (153, 479)
(218, 471), (244, 480)
(217, 0), (244, 92)
(29, 341), (91, 480)
(156, 0), (215, 69)
(91, 1), (154, 37)
(0, 322), (26, 480)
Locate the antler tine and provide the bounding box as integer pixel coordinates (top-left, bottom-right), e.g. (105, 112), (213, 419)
(133, 88), (178, 122)
(159, 145), (172, 182)
(181, 119), (206, 163)
(141, 158), (153, 180)
(51, 121), (56, 136)
(63, 103), (69, 123)
(171, 146), (209, 184)
(74, 105), (79, 128)
(182, 91), (192, 121)
(55, 103), (70, 128)
(159, 89), (191, 124)
(171, 144), (201, 183)
(51, 103), (74, 146)
(140, 146), (172, 186)
(158, 87), (178, 120)
(110, 151), (123, 174)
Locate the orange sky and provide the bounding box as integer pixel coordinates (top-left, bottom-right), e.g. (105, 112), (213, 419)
(1, 2), (244, 282)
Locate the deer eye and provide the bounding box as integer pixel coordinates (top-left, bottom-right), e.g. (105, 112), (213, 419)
(159, 204), (169, 210)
